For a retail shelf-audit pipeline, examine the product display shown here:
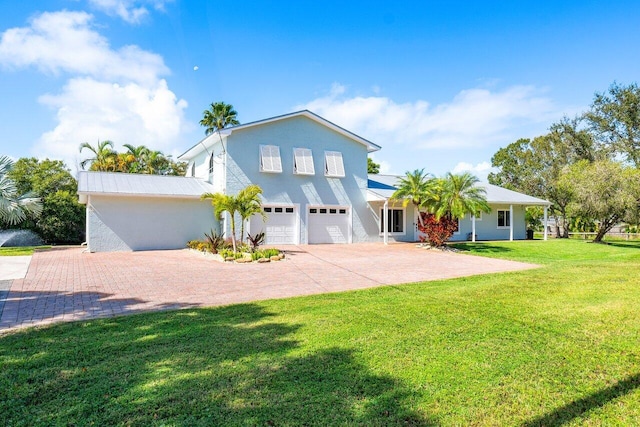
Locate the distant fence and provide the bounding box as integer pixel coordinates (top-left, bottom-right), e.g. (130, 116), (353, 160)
(568, 232), (640, 240)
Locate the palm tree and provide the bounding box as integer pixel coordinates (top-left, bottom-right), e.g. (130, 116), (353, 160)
(202, 185), (265, 252)
(79, 140), (116, 171)
(0, 156), (43, 226)
(122, 144), (150, 173)
(433, 172), (491, 220)
(200, 102), (240, 156)
(390, 169), (439, 226)
(236, 184), (265, 243)
(200, 102), (240, 136)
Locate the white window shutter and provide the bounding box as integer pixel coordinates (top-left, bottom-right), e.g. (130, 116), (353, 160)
(260, 145), (282, 173)
(325, 151), (345, 177)
(294, 148), (315, 175)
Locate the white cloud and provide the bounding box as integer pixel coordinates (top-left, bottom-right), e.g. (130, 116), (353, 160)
(88, 0), (173, 24)
(0, 11), (168, 83)
(451, 161), (496, 181)
(36, 78), (187, 169)
(0, 10), (187, 168)
(298, 83), (561, 151)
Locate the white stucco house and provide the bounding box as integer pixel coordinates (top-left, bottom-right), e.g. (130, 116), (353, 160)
(77, 110), (550, 252)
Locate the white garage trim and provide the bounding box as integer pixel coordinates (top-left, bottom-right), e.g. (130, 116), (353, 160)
(306, 205), (352, 244)
(248, 204), (300, 245)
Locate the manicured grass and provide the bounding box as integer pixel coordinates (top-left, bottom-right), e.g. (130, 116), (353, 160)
(1, 240), (640, 425)
(0, 246), (49, 256)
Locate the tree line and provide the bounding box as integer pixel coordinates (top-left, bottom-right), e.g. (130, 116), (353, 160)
(489, 82), (640, 242)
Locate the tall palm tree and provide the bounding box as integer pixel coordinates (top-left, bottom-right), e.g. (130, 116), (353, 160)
(200, 102), (240, 136)
(390, 169), (439, 226)
(0, 156), (43, 226)
(79, 140), (116, 171)
(200, 102), (240, 156)
(236, 184), (265, 243)
(433, 172), (491, 220)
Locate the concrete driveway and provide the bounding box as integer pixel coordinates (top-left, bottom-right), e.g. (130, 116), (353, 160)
(0, 244), (537, 331)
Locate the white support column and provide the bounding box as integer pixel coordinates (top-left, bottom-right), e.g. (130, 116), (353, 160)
(472, 214), (476, 242)
(509, 204), (514, 241)
(383, 200), (389, 245)
(543, 205), (548, 241)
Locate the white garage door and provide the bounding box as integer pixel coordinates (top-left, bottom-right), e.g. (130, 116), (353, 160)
(250, 206), (297, 245)
(308, 206), (351, 244)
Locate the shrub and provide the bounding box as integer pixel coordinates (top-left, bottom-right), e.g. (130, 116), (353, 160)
(418, 213), (459, 247)
(204, 229), (225, 254)
(247, 232), (265, 251)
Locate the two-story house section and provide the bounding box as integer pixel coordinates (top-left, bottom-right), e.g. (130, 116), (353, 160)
(178, 110), (383, 245)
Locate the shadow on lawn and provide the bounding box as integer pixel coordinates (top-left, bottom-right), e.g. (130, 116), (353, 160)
(0, 304), (435, 426)
(0, 290), (198, 329)
(450, 243), (514, 254)
(523, 373), (640, 426)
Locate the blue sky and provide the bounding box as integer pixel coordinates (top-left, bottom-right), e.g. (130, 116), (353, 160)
(1, 1), (639, 178)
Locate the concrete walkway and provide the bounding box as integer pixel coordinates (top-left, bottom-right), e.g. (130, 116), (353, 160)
(0, 255), (32, 323)
(0, 244), (537, 331)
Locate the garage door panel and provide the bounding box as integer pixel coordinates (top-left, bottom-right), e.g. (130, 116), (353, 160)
(308, 207), (350, 244)
(251, 206), (297, 245)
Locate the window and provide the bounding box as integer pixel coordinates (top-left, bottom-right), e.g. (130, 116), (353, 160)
(260, 145), (283, 173)
(320, 208), (327, 214)
(294, 148), (315, 175)
(310, 208), (317, 214)
(209, 154), (214, 174)
(380, 208), (404, 234)
(339, 209), (346, 214)
(190, 162), (195, 177)
(264, 207), (272, 213)
(497, 209), (511, 228)
(330, 208), (337, 214)
(275, 207), (283, 213)
(286, 207), (294, 213)
(325, 151), (345, 177)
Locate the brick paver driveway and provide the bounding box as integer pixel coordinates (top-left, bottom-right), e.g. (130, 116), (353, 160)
(0, 244), (536, 331)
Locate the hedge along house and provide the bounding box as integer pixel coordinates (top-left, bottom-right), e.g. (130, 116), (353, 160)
(78, 110), (550, 252)
(367, 174), (552, 243)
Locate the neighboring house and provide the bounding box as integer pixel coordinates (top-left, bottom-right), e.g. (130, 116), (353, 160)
(78, 110), (551, 252)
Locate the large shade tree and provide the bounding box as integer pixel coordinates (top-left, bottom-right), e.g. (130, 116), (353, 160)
(0, 156), (43, 226)
(560, 160), (640, 243)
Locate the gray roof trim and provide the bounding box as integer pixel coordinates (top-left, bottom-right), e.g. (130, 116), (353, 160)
(77, 171), (215, 202)
(367, 174), (551, 206)
(179, 110), (381, 160)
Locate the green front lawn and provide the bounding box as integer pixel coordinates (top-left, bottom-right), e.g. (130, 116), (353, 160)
(0, 246), (49, 256)
(1, 240), (639, 425)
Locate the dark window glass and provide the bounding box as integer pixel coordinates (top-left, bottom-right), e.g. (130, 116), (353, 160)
(264, 207), (272, 213)
(286, 207), (294, 213)
(330, 209), (337, 214)
(275, 207), (283, 213)
(320, 208), (327, 214)
(339, 209), (346, 214)
(310, 208), (317, 214)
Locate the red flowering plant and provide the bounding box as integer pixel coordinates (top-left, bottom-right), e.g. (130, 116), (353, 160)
(417, 212), (459, 247)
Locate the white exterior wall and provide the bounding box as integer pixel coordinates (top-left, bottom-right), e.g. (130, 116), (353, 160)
(86, 195), (215, 252)
(223, 116), (380, 243)
(449, 204), (527, 241)
(368, 201), (418, 243)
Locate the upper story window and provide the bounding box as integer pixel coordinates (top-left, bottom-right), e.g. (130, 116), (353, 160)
(260, 145), (283, 173)
(325, 151), (345, 177)
(293, 148), (315, 175)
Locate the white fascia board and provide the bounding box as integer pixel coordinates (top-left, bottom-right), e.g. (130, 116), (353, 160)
(77, 191), (205, 200)
(178, 133), (226, 161)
